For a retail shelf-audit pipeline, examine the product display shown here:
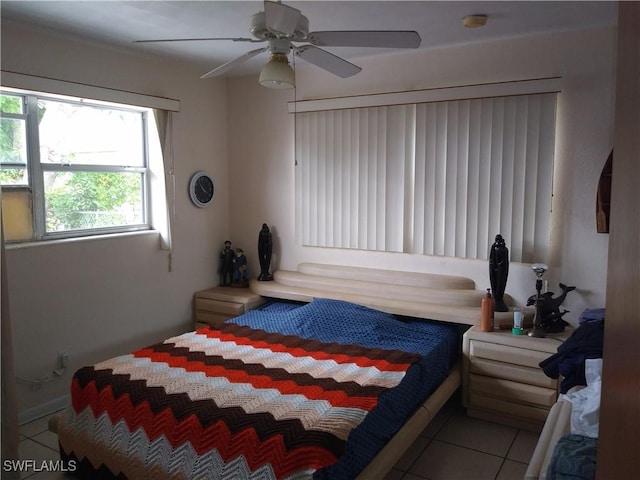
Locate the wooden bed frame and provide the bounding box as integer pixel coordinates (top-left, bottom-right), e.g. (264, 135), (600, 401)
(250, 262), (491, 479)
(49, 262), (496, 480)
(250, 262), (485, 324)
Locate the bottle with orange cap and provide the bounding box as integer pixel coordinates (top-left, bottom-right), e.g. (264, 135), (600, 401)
(480, 288), (494, 332)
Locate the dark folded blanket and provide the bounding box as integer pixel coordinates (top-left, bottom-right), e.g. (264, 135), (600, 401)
(546, 434), (598, 480)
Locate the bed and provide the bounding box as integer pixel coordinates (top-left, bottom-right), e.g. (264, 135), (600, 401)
(50, 263), (492, 479)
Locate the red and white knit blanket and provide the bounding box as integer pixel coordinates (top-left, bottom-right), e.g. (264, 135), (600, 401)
(59, 323), (420, 479)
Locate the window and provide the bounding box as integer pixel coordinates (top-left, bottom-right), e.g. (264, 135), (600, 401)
(1, 88), (152, 242)
(293, 81), (559, 263)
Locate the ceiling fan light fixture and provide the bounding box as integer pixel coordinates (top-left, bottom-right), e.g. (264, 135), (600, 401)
(259, 53), (295, 89)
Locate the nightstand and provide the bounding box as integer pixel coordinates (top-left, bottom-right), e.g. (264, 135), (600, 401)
(462, 325), (572, 432)
(193, 286), (265, 329)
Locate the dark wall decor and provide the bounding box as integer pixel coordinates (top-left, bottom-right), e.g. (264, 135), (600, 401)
(596, 150), (613, 233)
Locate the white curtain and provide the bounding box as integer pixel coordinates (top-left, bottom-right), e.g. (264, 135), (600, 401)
(150, 109), (175, 270)
(295, 92), (557, 262)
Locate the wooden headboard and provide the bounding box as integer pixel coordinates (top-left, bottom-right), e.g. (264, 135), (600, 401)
(250, 263), (512, 326)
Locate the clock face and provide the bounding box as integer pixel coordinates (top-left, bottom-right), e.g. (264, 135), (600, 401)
(189, 172), (214, 207)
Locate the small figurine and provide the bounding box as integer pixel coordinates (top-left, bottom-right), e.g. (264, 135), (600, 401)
(233, 248), (249, 287)
(219, 240), (235, 286)
(258, 223), (273, 281)
(489, 234), (510, 312)
(527, 282), (576, 333)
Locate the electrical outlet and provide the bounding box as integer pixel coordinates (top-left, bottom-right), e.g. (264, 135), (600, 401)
(58, 351), (70, 369)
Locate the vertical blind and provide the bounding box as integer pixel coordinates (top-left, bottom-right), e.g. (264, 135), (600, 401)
(296, 105), (415, 251)
(295, 92), (557, 263)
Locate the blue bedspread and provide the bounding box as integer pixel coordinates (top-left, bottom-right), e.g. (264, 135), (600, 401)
(229, 298), (460, 479)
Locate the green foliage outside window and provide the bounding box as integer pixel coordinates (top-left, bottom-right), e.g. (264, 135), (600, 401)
(0, 94), (26, 184)
(0, 94), (21, 114)
(46, 171), (142, 231)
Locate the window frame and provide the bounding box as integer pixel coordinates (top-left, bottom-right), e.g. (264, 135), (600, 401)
(1, 87), (152, 242)
(0, 93), (29, 184)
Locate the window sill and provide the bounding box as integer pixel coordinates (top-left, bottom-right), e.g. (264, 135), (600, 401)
(5, 229), (159, 250)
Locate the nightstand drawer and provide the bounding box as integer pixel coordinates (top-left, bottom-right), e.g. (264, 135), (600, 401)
(469, 373), (557, 408)
(469, 339), (550, 369)
(195, 297), (245, 316)
(469, 357), (557, 389)
(469, 393), (551, 424)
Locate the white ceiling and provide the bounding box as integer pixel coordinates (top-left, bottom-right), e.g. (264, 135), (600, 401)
(1, 1), (617, 77)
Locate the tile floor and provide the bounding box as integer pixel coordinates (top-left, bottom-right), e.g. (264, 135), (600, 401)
(18, 411), (69, 480)
(382, 391), (539, 480)
(18, 391), (538, 480)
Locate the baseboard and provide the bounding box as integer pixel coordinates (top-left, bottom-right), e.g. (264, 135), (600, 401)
(19, 394), (70, 425)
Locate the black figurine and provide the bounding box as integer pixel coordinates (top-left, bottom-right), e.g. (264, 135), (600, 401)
(258, 223), (273, 281)
(527, 283), (576, 332)
(489, 234), (510, 312)
(219, 240), (235, 286)
(233, 248), (249, 287)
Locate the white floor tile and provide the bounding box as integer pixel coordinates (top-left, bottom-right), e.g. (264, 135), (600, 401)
(435, 414), (518, 457)
(409, 440), (503, 480)
(18, 439), (59, 462)
(19, 416), (52, 438)
(32, 430), (60, 451)
(496, 459), (528, 480)
(507, 429), (540, 464)
(17, 439), (61, 479)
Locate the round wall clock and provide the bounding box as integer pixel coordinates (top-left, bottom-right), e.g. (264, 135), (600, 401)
(189, 171), (215, 207)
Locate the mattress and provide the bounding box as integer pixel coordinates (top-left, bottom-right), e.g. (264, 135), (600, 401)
(57, 298), (459, 479)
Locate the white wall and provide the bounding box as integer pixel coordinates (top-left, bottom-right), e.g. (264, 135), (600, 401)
(228, 26), (616, 324)
(1, 22), (230, 417)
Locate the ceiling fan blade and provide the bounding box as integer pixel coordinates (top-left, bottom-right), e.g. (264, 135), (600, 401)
(135, 37), (258, 44)
(200, 47), (268, 79)
(264, 0), (301, 36)
(295, 45), (362, 78)
(307, 31), (421, 48)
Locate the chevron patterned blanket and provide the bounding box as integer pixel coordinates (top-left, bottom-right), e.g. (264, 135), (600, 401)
(58, 320), (424, 479)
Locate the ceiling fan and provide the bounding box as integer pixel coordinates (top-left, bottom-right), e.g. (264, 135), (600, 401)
(135, 0), (421, 89)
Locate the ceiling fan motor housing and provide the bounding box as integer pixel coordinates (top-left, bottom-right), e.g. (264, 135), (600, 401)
(250, 11), (309, 41)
